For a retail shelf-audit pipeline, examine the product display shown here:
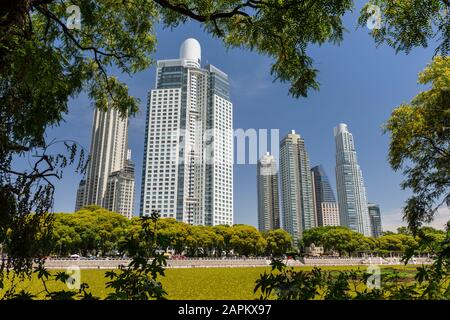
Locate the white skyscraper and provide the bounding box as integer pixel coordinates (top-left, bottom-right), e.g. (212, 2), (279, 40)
(104, 152), (135, 219)
(257, 152), (281, 232)
(334, 123), (371, 236)
(75, 107), (135, 218)
(280, 130), (316, 241)
(140, 38), (233, 226)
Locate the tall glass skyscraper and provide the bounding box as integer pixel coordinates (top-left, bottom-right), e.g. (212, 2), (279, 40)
(311, 165), (336, 203)
(280, 130), (316, 241)
(140, 39), (233, 226)
(368, 203), (383, 238)
(257, 152), (281, 232)
(334, 123), (371, 236)
(311, 165), (340, 226)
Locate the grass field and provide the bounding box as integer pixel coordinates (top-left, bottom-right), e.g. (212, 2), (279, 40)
(4, 265), (418, 299)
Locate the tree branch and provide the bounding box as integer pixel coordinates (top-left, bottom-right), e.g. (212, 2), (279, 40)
(153, 0), (255, 22)
(423, 136), (450, 159)
(33, 5), (132, 61)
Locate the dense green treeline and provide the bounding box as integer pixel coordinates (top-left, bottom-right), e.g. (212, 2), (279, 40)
(51, 206), (445, 258)
(52, 206), (292, 257)
(302, 226), (445, 256)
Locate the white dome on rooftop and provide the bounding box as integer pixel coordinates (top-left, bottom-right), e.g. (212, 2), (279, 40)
(179, 38), (201, 63)
(334, 123), (349, 136)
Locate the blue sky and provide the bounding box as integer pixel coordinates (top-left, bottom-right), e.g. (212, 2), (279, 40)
(37, 2), (449, 231)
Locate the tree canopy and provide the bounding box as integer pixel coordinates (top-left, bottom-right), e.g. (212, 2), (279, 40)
(358, 0), (450, 55)
(49, 208), (293, 257)
(301, 225), (436, 256)
(52, 207), (130, 256)
(45, 208), (444, 258)
(385, 56), (450, 232)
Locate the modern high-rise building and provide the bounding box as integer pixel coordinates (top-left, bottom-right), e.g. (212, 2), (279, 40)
(140, 38), (233, 226)
(75, 107), (135, 218)
(334, 123), (371, 236)
(368, 203), (383, 238)
(320, 202), (340, 226)
(104, 152), (135, 219)
(311, 165), (340, 226)
(280, 130), (316, 241)
(257, 152), (281, 232)
(75, 179), (86, 212)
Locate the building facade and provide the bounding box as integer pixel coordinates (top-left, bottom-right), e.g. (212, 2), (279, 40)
(104, 156), (135, 219)
(311, 165), (340, 226)
(75, 106), (135, 218)
(257, 153), (281, 232)
(368, 203), (383, 238)
(75, 179), (86, 212)
(280, 130), (316, 241)
(320, 202), (340, 226)
(334, 123), (371, 236)
(140, 38), (233, 226)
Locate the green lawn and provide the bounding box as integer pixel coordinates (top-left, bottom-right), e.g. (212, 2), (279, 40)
(3, 265), (418, 300)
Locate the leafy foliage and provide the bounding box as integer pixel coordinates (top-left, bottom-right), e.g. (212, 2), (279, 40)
(0, 0), (156, 281)
(46, 209), (445, 258)
(105, 211), (167, 300)
(49, 208), (291, 257)
(302, 226), (373, 256)
(1, 262), (98, 300)
(303, 227), (445, 256)
(255, 222), (450, 300)
(403, 221), (450, 299)
(52, 207), (130, 256)
(264, 229), (293, 257)
(385, 56), (450, 232)
(154, 0), (354, 98)
(2, 211), (167, 300)
(254, 257), (447, 300)
(358, 0), (450, 55)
